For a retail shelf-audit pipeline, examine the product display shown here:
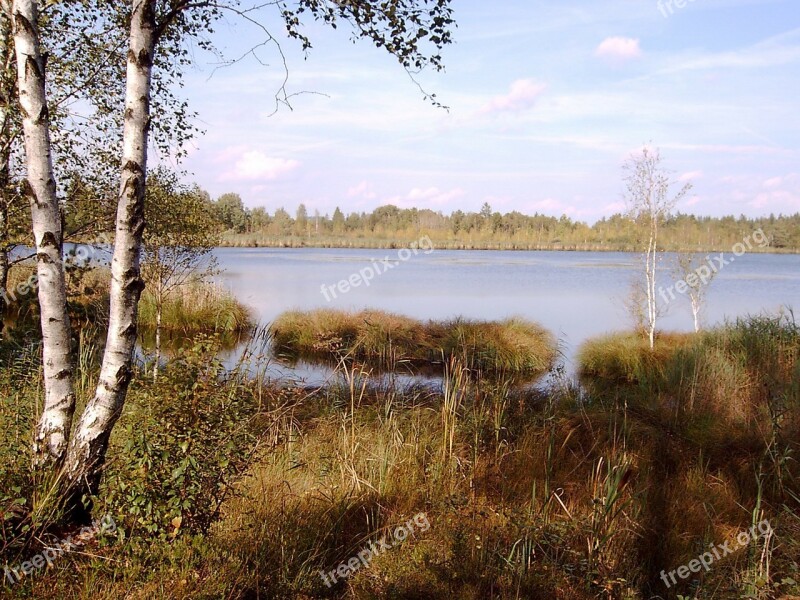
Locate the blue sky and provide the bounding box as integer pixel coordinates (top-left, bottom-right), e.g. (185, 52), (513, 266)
(173, 0), (800, 222)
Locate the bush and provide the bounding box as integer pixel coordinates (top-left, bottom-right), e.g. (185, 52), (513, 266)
(99, 335), (269, 545)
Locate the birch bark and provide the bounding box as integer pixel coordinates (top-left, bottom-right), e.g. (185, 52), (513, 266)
(0, 11), (9, 334)
(64, 0), (155, 498)
(11, 0), (76, 464)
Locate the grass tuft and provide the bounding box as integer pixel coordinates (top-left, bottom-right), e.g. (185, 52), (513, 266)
(138, 280), (254, 335)
(271, 309), (557, 377)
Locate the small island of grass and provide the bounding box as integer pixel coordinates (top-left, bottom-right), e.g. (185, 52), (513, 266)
(271, 308), (558, 377)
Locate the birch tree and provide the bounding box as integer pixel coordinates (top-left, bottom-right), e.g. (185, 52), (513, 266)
(0, 9), (17, 335)
(142, 168), (218, 382)
(623, 147), (691, 349)
(61, 0), (158, 509)
(3, 0), (454, 515)
(10, 0), (77, 465)
(674, 252), (716, 333)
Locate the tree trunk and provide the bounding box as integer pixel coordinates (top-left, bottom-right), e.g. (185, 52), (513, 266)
(12, 0), (76, 465)
(645, 234), (655, 350)
(691, 294), (700, 333)
(0, 201), (8, 335)
(153, 296), (161, 383)
(0, 10), (10, 336)
(63, 0), (155, 510)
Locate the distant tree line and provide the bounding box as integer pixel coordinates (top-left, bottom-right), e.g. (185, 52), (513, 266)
(205, 194), (800, 252)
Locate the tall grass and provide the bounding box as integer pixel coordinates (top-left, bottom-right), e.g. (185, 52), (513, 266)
(1, 316), (798, 598)
(138, 280), (254, 335)
(577, 330), (695, 384)
(272, 309), (557, 377)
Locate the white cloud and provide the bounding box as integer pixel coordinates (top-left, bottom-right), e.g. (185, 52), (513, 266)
(220, 150), (300, 182)
(684, 196), (702, 207)
(679, 170), (703, 182)
(603, 201), (626, 214)
(521, 197), (582, 216)
(386, 187), (465, 208)
(407, 187), (464, 205)
(660, 29), (800, 74)
(480, 79), (547, 115)
(347, 181), (377, 199)
(751, 189), (800, 211)
(595, 37), (642, 61)
(763, 174), (798, 189)
(528, 198), (565, 212)
(712, 173), (800, 212)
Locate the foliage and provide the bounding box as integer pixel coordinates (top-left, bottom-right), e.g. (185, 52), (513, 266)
(215, 201), (800, 252)
(98, 336), (267, 543)
(280, 0), (454, 105)
(1, 318), (799, 598)
(214, 192), (248, 234)
(142, 168), (220, 310)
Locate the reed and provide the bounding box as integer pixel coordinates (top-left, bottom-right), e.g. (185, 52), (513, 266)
(2, 316), (799, 599)
(272, 308), (557, 377)
(137, 280), (254, 335)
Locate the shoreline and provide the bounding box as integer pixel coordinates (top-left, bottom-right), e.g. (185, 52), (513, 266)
(217, 236), (800, 254)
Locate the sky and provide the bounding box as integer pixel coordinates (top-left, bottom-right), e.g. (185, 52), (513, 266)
(171, 0), (800, 222)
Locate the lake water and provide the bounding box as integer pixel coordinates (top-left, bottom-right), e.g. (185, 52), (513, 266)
(213, 247), (799, 383)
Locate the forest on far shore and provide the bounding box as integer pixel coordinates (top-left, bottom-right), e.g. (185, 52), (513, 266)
(208, 194), (800, 251)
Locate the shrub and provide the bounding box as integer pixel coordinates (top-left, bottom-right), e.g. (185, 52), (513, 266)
(99, 336), (269, 546)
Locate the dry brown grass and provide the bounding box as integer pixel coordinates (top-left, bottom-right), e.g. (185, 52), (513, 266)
(272, 309), (557, 377)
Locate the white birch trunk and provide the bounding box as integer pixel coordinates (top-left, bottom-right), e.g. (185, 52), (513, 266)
(691, 293), (700, 333)
(647, 218), (658, 350)
(0, 11), (10, 334)
(11, 0), (76, 464)
(64, 0), (155, 499)
(153, 294), (161, 383)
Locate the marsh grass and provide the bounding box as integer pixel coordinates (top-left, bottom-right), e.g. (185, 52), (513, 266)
(2, 317), (799, 599)
(3, 266), (251, 341)
(2, 264), (110, 328)
(272, 309), (557, 377)
(137, 280), (254, 335)
(577, 330), (695, 384)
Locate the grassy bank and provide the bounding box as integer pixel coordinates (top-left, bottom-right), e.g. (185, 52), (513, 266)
(272, 309), (558, 377)
(1, 264), (252, 339)
(138, 280), (254, 335)
(577, 331), (696, 384)
(218, 233), (800, 254)
(578, 316), (800, 438)
(1, 317), (798, 598)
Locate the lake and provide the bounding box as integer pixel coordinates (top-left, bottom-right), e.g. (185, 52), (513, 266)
(213, 247), (799, 382)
